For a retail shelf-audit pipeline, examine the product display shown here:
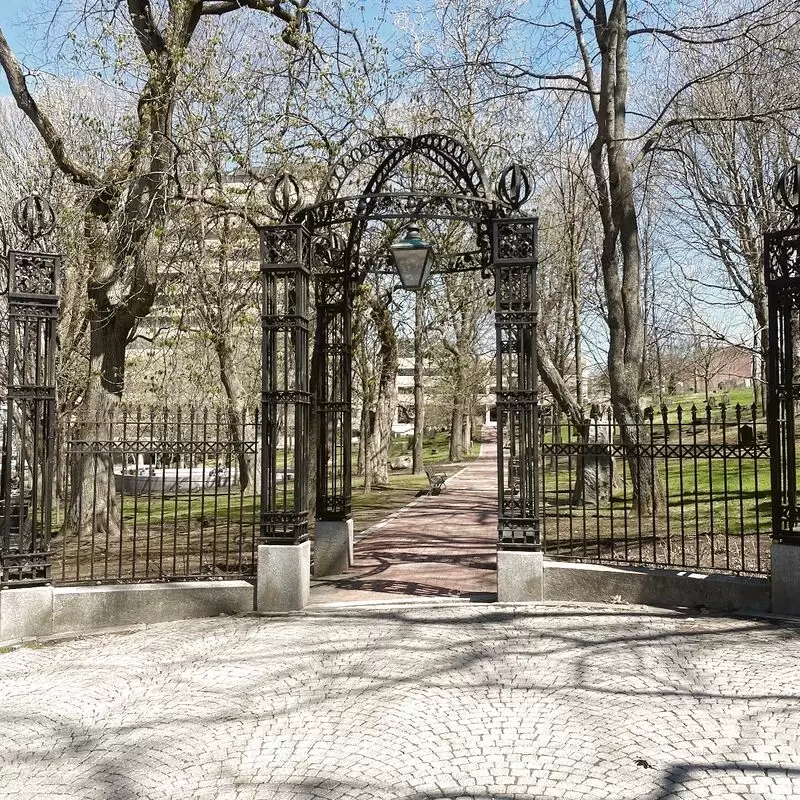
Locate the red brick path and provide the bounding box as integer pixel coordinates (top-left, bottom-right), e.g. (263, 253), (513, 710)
(309, 429), (498, 605)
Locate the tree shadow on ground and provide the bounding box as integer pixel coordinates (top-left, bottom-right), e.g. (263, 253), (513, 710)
(2, 606), (799, 799)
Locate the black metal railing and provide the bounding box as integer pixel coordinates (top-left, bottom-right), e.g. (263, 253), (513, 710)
(539, 402), (770, 575)
(53, 407), (260, 584)
(31, 398), (778, 584)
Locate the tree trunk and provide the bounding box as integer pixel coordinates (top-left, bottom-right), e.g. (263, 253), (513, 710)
(54, 417), (67, 504)
(536, 340), (596, 504)
(366, 291), (397, 486)
(549, 409), (561, 471)
(571, 263), (583, 407)
(308, 328), (321, 519)
(655, 334), (664, 404)
(357, 397), (369, 478)
(215, 337), (255, 493)
(756, 305), (768, 417)
(449, 393), (465, 461)
(537, 340), (584, 430)
(65, 315), (128, 539)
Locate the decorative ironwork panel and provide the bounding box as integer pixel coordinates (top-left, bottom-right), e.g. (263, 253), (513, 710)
(493, 218), (540, 549)
(303, 192), (494, 232)
(260, 225), (311, 545)
(315, 134), (490, 206)
(494, 219), (538, 265)
(2, 251), (60, 585)
(765, 227), (800, 545)
(261, 224), (308, 270)
(315, 271), (352, 521)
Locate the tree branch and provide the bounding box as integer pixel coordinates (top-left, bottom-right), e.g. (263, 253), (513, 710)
(0, 28), (103, 189)
(569, 0), (599, 118)
(628, 1), (780, 43)
(537, 340), (584, 430)
(200, 0), (243, 13)
(174, 188), (267, 231)
(127, 0), (166, 57)
(200, 0), (308, 25)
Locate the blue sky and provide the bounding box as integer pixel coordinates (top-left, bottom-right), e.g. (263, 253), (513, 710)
(0, 0), (41, 94)
(0, 1), (397, 96)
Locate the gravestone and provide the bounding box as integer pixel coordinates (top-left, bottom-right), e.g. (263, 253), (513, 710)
(738, 423), (755, 447)
(575, 416), (612, 506)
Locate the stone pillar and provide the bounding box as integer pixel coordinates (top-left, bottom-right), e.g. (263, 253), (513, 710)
(256, 543), (310, 612)
(497, 550), (543, 603)
(314, 519), (354, 577)
(771, 543), (800, 615)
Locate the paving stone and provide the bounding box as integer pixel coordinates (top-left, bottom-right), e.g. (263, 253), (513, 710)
(0, 604), (799, 799)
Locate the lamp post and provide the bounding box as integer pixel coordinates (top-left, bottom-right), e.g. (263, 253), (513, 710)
(389, 224), (433, 290)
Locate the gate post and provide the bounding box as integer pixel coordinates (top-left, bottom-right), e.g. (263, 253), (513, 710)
(765, 165), (800, 614)
(258, 223), (311, 611)
(313, 265), (353, 577)
(492, 211), (542, 602)
(1, 246), (60, 587)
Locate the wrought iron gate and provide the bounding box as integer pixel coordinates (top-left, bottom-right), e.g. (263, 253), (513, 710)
(258, 137), (542, 561)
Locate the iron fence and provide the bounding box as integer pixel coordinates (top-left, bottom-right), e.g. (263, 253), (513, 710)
(27, 398), (777, 585)
(538, 402), (770, 575)
(53, 407), (260, 584)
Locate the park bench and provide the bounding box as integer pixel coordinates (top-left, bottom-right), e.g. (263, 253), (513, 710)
(424, 464), (448, 494)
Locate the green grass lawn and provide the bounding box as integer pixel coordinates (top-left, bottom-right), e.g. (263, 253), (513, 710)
(389, 430), (481, 464)
(665, 386), (757, 410)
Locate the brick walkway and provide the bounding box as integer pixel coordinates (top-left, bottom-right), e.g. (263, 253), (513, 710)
(2, 604), (799, 799)
(310, 432), (498, 605)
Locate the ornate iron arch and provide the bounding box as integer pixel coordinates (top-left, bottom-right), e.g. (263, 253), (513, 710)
(299, 137), (503, 279)
(315, 133), (490, 206)
(257, 134), (542, 610)
(301, 134), (514, 290)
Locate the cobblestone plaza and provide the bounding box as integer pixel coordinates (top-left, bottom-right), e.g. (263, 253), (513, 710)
(2, 603), (799, 800)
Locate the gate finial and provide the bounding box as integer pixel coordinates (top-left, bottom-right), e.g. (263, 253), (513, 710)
(12, 194), (56, 240)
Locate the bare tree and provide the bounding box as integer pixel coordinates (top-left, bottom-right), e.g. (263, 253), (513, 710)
(470, 0), (800, 510)
(412, 288), (426, 474)
(660, 27), (800, 414)
(0, 1), (310, 537)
